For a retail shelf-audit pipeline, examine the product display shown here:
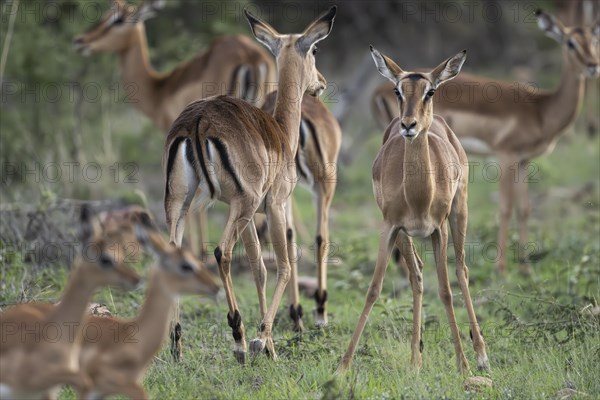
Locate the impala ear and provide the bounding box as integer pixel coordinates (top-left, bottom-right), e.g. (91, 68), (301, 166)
(430, 50), (467, 87)
(244, 9), (282, 56)
(370, 45), (403, 83)
(296, 6), (337, 55)
(536, 10), (566, 43)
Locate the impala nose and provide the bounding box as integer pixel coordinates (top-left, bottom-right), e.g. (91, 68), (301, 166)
(588, 64), (599, 77)
(401, 121), (417, 131)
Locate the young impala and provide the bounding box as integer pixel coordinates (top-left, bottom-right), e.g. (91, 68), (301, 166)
(371, 11), (600, 274)
(338, 47), (489, 375)
(0, 206), (143, 399)
(74, 212), (220, 400)
(163, 7), (336, 362)
(261, 93), (342, 330)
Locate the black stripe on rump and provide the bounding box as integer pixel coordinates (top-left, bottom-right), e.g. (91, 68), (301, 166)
(193, 116), (215, 198)
(207, 136), (244, 194)
(305, 118), (323, 161)
(296, 151), (308, 180)
(228, 65), (241, 97)
(299, 119), (307, 148)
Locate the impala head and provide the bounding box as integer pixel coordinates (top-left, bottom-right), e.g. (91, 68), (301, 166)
(73, 0), (165, 55)
(536, 10), (600, 78)
(371, 46), (466, 139)
(78, 205), (142, 290)
(245, 6), (336, 97)
(134, 212), (221, 297)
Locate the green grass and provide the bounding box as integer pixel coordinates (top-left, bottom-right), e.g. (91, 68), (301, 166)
(1, 132), (599, 399)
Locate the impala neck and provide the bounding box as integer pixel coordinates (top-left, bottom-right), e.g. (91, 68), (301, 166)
(133, 269), (176, 360)
(118, 24), (162, 119)
(402, 130), (434, 211)
(50, 261), (97, 336)
(540, 51), (585, 136)
(273, 63), (305, 156)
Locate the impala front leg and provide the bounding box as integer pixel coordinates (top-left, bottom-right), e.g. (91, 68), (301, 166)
(241, 219), (268, 321)
(396, 234), (423, 369)
(449, 201), (489, 371)
(432, 222), (469, 375)
(250, 202), (291, 359)
(338, 223), (397, 373)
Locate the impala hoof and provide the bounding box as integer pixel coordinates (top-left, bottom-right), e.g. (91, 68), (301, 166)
(249, 338), (265, 354)
(313, 309), (328, 328)
(477, 354), (490, 372)
(233, 349), (246, 364)
(289, 304), (305, 333)
(294, 319), (305, 333)
(335, 363), (349, 375)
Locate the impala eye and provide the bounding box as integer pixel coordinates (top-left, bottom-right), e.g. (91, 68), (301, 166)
(393, 88), (400, 97)
(99, 254), (114, 268)
(180, 262), (194, 272)
(567, 39), (576, 49)
(113, 16), (125, 26)
(312, 46), (318, 55)
(426, 89), (436, 98)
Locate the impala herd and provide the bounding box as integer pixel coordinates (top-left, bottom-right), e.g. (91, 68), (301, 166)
(1, 1), (598, 398)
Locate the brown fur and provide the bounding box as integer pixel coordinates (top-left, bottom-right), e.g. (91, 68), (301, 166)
(371, 12), (599, 273)
(261, 92), (342, 328)
(0, 209), (144, 399)
(74, 223), (220, 399)
(75, 1), (276, 132)
(74, 0), (277, 298)
(163, 7), (336, 362)
(339, 48), (489, 375)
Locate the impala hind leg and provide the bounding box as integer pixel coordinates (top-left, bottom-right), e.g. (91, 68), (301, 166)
(337, 223), (397, 373)
(217, 201), (258, 364)
(432, 221), (469, 374)
(249, 202), (293, 359)
(285, 197), (304, 333)
(313, 180), (335, 328)
(515, 161), (532, 275)
(497, 157), (515, 275)
(449, 200), (490, 371)
(396, 234), (424, 369)
(164, 138), (200, 362)
(240, 219), (268, 324)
